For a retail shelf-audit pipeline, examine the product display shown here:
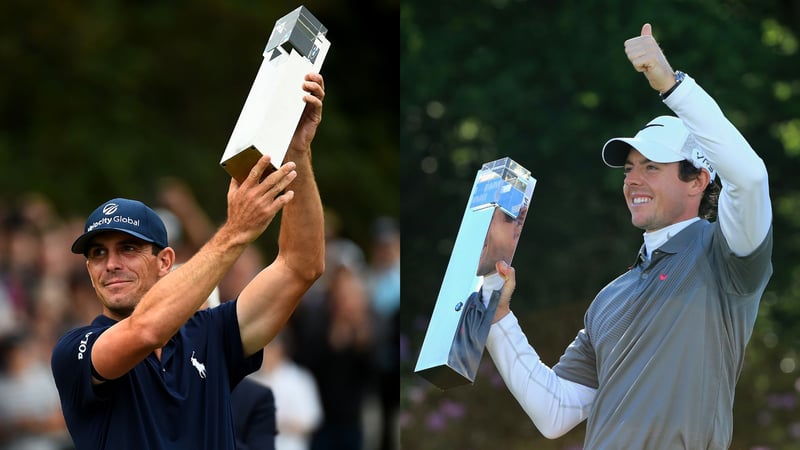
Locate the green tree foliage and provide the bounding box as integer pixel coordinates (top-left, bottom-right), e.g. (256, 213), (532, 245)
(0, 0), (399, 253)
(401, 0), (800, 448)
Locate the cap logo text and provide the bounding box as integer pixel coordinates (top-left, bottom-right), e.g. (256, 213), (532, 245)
(693, 149), (715, 172)
(86, 215), (140, 232)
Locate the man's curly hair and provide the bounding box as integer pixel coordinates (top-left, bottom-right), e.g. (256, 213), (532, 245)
(678, 160), (720, 221)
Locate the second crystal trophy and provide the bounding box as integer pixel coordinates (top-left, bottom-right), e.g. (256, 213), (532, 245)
(415, 157), (536, 389)
(220, 6), (330, 182)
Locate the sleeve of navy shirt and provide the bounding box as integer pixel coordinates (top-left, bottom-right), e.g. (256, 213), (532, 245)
(50, 300), (264, 449)
(51, 320), (111, 412)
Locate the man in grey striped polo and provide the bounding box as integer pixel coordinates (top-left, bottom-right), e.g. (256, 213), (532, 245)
(485, 23), (773, 449)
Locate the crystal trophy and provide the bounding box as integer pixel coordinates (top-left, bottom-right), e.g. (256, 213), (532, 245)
(415, 157), (536, 389)
(220, 6), (330, 182)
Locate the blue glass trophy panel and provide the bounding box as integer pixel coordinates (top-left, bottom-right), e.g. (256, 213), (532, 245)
(470, 157), (534, 218)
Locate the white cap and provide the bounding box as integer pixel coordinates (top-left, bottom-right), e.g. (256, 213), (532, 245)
(602, 116), (716, 180)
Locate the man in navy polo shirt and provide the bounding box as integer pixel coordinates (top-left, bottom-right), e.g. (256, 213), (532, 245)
(51, 74), (326, 450)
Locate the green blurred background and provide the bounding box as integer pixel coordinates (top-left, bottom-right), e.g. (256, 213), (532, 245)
(401, 1), (800, 449)
(0, 0), (399, 254)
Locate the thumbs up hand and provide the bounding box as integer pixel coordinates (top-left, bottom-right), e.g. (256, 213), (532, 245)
(624, 23), (678, 94)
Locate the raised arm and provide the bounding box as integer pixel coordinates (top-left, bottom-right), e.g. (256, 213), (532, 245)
(237, 73), (326, 356)
(625, 23), (771, 255)
(91, 158), (297, 382)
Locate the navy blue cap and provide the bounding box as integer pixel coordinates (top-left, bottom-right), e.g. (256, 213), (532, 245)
(71, 198), (169, 254)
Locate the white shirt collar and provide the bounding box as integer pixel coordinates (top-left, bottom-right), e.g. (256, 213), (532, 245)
(642, 217), (700, 260)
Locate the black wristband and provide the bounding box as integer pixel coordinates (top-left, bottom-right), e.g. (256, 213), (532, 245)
(660, 71), (686, 100)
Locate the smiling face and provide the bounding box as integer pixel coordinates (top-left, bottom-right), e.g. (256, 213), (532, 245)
(623, 148), (705, 232)
(84, 231), (174, 320)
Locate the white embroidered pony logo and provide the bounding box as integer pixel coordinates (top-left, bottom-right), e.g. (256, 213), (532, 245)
(190, 351), (207, 379)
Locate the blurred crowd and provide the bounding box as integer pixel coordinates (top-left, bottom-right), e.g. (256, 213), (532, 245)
(0, 181), (399, 450)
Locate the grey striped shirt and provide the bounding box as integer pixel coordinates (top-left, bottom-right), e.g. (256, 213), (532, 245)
(553, 220), (773, 449)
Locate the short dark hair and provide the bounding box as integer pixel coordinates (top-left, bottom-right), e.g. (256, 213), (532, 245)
(678, 160), (720, 221)
(82, 238), (165, 258)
